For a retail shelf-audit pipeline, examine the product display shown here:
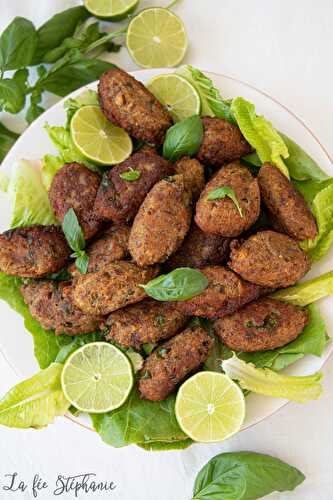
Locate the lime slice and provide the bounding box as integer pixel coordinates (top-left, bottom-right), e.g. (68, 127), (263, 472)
(61, 342), (133, 413)
(175, 372), (245, 443)
(84, 0), (139, 20)
(126, 8), (188, 68)
(147, 74), (200, 122)
(71, 105), (132, 165)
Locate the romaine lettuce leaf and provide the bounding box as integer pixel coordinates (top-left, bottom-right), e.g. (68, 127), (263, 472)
(231, 97), (290, 178)
(222, 355), (323, 403)
(270, 271), (333, 306)
(41, 154), (63, 190)
(64, 89), (98, 127)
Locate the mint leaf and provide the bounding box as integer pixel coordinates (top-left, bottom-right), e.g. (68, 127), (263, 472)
(0, 17), (37, 71)
(62, 208), (85, 252)
(0, 121), (18, 161)
(119, 169), (141, 181)
(140, 268), (208, 301)
(163, 115), (203, 162)
(207, 186), (243, 217)
(75, 251), (89, 275)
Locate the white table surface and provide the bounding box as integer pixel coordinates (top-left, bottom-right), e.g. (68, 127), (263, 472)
(0, 1), (333, 499)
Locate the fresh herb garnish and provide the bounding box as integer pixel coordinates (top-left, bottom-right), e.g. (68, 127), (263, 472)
(155, 314), (166, 326)
(119, 169), (141, 181)
(140, 267), (209, 302)
(62, 208), (89, 274)
(163, 115), (203, 162)
(207, 186), (243, 217)
(244, 312), (279, 331)
(142, 343), (156, 355)
(157, 347), (170, 358)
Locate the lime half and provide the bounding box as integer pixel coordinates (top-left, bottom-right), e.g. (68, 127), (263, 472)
(175, 372), (245, 443)
(84, 0), (139, 20)
(126, 8), (188, 68)
(71, 105), (132, 165)
(147, 73), (200, 122)
(61, 342), (133, 413)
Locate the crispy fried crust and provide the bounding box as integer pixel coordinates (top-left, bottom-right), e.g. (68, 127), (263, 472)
(174, 156), (205, 200)
(72, 261), (159, 315)
(196, 117), (252, 166)
(173, 266), (264, 318)
(94, 151), (173, 223)
(49, 163), (101, 240)
(214, 298), (309, 352)
(229, 230), (311, 288)
(195, 162), (261, 237)
(104, 299), (188, 349)
(164, 223), (230, 271)
(21, 281), (102, 335)
(98, 68), (172, 145)
(0, 225), (70, 278)
(129, 175), (192, 267)
(138, 326), (213, 401)
(258, 163), (318, 241)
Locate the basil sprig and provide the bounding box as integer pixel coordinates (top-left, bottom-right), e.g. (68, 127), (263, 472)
(193, 451), (305, 500)
(62, 208), (89, 274)
(163, 115), (203, 162)
(119, 169), (141, 181)
(140, 268), (208, 301)
(207, 186), (243, 217)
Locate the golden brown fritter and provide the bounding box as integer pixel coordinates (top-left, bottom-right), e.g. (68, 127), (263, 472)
(196, 117), (252, 166)
(72, 261), (159, 315)
(195, 162), (261, 237)
(174, 156), (205, 200)
(173, 266), (264, 318)
(98, 68), (172, 145)
(258, 163), (318, 241)
(0, 225), (70, 278)
(214, 298), (309, 352)
(48, 163), (101, 240)
(129, 175), (192, 267)
(164, 223), (230, 271)
(21, 280), (102, 336)
(229, 230), (311, 288)
(69, 224), (130, 277)
(104, 299), (188, 349)
(94, 151), (173, 223)
(138, 326), (213, 401)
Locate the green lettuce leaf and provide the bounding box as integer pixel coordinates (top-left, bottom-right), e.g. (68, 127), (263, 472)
(270, 271), (333, 306)
(5, 160), (57, 227)
(91, 388), (189, 449)
(64, 89), (98, 126)
(0, 363), (70, 428)
(222, 355), (323, 403)
(231, 96), (290, 178)
(41, 154), (63, 190)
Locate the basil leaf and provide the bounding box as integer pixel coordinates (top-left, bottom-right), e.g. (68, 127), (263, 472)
(26, 86), (44, 124)
(207, 186), (243, 217)
(0, 121), (19, 162)
(140, 268), (209, 301)
(62, 208), (85, 253)
(75, 251), (89, 275)
(163, 115), (203, 162)
(33, 6), (90, 64)
(0, 17), (37, 71)
(0, 79), (25, 114)
(119, 169), (141, 181)
(193, 451), (305, 500)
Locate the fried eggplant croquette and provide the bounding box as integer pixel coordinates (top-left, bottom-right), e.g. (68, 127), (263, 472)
(94, 151), (173, 223)
(229, 230), (311, 288)
(104, 299), (188, 349)
(214, 298), (309, 352)
(48, 162), (101, 240)
(21, 281), (102, 335)
(0, 225), (70, 278)
(258, 163), (318, 241)
(138, 326), (213, 401)
(98, 68), (172, 145)
(195, 162), (261, 237)
(69, 224), (130, 277)
(72, 261), (159, 315)
(196, 117), (252, 166)
(129, 175), (192, 267)
(174, 156), (205, 200)
(174, 266), (264, 318)
(164, 223), (230, 271)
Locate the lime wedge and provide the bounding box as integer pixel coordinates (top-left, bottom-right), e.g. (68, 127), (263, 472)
(84, 0), (139, 20)
(147, 73), (200, 122)
(61, 342), (133, 413)
(175, 372), (245, 443)
(70, 105), (132, 165)
(126, 8), (188, 68)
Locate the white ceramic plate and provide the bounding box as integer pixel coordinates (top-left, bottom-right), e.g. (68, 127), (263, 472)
(0, 69), (332, 436)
